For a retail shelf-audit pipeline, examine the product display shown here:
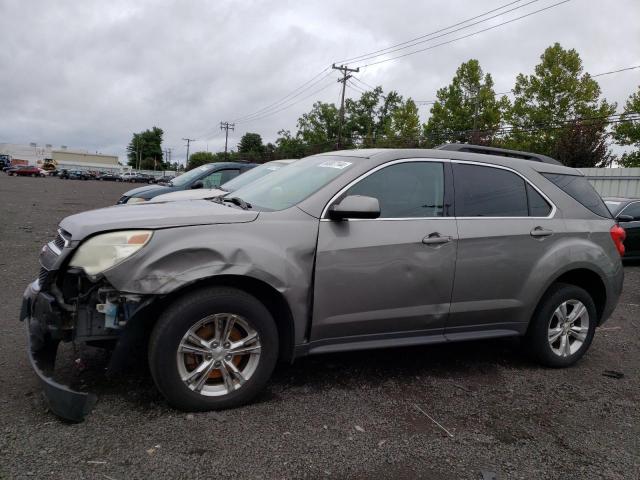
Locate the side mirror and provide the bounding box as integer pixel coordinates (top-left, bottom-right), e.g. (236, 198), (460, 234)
(191, 180), (204, 189)
(617, 214), (634, 223)
(328, 195), (380, 220)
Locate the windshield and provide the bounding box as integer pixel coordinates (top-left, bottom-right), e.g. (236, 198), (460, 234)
(221, 161), (291, 193)
(170, 165), (213, 187)
(230, 156), (355, 211)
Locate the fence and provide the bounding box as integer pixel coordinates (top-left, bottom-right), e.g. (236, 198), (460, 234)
(582, 168), (640, 198)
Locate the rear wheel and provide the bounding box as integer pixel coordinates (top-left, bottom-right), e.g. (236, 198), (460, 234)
(526, 283), (597, 367)
(148, 287), (279, 411)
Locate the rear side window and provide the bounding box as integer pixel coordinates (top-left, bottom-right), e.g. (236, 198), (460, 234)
(542, 173), (611, 218)
(453, 164), (529, 217)
(526, 184), (552, 217)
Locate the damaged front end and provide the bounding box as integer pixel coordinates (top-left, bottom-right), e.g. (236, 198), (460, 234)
(20, 229), (152, 422)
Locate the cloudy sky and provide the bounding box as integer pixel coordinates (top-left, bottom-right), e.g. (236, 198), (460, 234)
(1, 0), (638, 164)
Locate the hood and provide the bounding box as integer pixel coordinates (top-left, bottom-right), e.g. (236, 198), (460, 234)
(149, 188), (226, 203)
(60, 200), (258, 240)
(122, 184), (172, 199)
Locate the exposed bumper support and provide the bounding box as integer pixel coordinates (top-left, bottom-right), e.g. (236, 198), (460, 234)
(22, 281), (97, 422)
(26, 324), (97, 422)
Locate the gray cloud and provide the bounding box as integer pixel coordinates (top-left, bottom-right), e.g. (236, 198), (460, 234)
(0, 0), (638, 164)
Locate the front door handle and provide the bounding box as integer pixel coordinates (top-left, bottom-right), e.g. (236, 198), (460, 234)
(422, 232), (452, 245)
(530, 226), (553, 238)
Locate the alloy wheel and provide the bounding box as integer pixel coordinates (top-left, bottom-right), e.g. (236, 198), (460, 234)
(548, 299), (589, 357)
(176, 313), (262, 396)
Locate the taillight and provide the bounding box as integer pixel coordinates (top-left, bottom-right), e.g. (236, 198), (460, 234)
(610, 224), (626, 256)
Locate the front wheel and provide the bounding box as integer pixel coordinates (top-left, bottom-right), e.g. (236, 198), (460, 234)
(525, 283), (597, 367)
(148, 287), (279, 411)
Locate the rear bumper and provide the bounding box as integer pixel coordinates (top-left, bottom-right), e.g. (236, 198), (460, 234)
(21, 281), (97, 422)
(601, 264), (625, 325)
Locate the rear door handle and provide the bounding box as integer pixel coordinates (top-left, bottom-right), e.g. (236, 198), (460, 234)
(422, 233), (452, 245)
(530, 226), (553, 238)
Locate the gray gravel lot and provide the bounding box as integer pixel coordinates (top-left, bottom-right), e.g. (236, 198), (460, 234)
(0, 174), (638, 480)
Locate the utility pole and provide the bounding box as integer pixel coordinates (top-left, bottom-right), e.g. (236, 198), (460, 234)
(332, 63), (359, 150)
(220, 122), (235, 161)
(182, 138), (194, 168)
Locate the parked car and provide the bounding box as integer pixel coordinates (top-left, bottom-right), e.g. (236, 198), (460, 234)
(605, 197), (640, 260)
(21, 145), (624, 421)
(117, 162), (257, 204)
(97, 172), (122, 181)
(155, 175), (175, 185)
(4, 166), (20, 174)
(11, 165), (44, 177)
(59, 169), (91, 180)
(131, 173), (156, 184)
(150, 160), (296, 203)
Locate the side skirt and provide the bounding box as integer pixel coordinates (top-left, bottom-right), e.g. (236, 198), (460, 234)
(294, 328), (520, 358)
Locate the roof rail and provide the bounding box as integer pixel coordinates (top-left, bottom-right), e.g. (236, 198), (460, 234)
(437, 143), (561, 165)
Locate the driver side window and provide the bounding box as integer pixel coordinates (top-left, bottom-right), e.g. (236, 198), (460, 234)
(345, 161), (445, 218)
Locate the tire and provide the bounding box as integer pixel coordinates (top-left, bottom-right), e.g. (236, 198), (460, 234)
(31, 173), (36, 177)
(525, 283), (597, 368)
(148, 286), (279, 411)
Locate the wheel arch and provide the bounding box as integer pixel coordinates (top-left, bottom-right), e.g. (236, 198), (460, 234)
(149, 274), (296, 363)
(534, 267), (607, 325)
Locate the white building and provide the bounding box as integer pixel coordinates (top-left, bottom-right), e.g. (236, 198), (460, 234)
(0, 142), (120, 171)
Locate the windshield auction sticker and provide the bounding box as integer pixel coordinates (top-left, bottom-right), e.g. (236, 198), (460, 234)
(318, 160), (352, 169)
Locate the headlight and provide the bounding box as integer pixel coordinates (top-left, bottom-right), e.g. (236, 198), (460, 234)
(69, 230), (153, 275)
(126, 197), (147, 204)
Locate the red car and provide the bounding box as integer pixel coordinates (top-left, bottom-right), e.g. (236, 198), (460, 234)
(10, 166), (44, 177)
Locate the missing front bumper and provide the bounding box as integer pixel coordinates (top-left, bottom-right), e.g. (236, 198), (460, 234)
(26, 323), (97, 422)
(22, 281), (97, 422)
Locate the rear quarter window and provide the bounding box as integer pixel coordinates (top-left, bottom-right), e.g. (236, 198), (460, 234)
(542, 173), (611, 218)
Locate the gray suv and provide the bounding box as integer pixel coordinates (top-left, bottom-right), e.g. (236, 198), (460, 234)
(21, 145), (625, 421)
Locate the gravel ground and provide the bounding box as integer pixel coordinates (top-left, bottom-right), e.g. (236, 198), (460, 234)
(0, 174), (638, 480)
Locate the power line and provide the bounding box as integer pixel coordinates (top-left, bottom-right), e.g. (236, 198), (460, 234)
(232, 68), (333, 123)
(354, 0), (571, 69)
(414, 64), (640, 105)
(346, 79), (367, 95)
(337, 0), (528, 64)
(232, 77), (339, 125)
(592, 65), (640, 78)
(340, 0), (540, 66)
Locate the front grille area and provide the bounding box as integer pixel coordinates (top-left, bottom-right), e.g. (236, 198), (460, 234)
(53, 233), (66, 250)
(38, 267), (49, 285)
(50, 228), (71, 254)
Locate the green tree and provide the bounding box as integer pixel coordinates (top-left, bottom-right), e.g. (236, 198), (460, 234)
(237, 132), (265, 162)
(275, 130), (307, 158)
(613, 86), (640, 167)
(505, 43), (615, 161)
(186, 151), (217, 170)
(551, 119), (612, 168)
(345, 87), (403, 147)
(296, 101), (340, 153)
(423, 59), (506, 147)
(126, 126), (165, 169)
(382, 99), (421, 147)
